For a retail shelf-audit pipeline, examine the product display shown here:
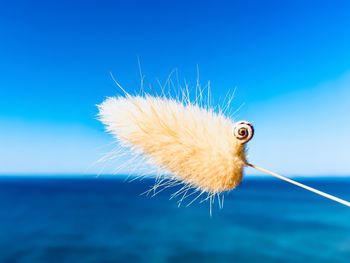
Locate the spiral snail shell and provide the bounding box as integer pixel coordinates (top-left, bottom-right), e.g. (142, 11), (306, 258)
(233, 121), (254, 144)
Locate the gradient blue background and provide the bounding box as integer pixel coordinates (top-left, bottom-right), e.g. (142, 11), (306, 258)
(0, 0), (349, 175)
(1, 2), (350, 263)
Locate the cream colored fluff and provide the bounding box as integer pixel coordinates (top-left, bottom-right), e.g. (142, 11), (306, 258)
(98, 95), (246, 193)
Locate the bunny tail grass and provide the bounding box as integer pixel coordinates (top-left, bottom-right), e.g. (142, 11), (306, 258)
(246, 163), (350, 208)
(98, 95), (247, 193)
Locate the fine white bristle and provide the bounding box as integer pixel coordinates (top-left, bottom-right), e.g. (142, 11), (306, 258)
(98, 94), (246, 194)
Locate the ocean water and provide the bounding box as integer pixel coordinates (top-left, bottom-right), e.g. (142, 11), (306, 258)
(0, 176), (349, 263)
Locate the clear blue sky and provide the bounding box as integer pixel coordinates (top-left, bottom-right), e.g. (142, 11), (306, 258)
(0, 0), (349, 175)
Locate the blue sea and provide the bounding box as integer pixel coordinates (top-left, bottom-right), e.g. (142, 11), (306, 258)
(0, 176), (349, 263)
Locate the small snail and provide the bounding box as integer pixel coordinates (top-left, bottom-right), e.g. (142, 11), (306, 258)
(233, 121), (254, 144)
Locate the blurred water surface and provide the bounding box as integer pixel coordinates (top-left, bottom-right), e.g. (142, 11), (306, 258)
(0, 176), (349, 263)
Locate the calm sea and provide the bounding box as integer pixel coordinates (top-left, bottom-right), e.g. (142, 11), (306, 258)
(0, 176), (349, 263)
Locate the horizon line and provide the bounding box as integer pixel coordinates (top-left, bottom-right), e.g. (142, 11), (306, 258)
(0, 173), (349, 179)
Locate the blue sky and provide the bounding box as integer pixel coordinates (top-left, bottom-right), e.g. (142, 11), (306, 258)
(0, 0), (349, 175)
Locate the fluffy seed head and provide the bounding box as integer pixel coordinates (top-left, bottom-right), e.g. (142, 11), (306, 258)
(98, 95), (249, 193)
